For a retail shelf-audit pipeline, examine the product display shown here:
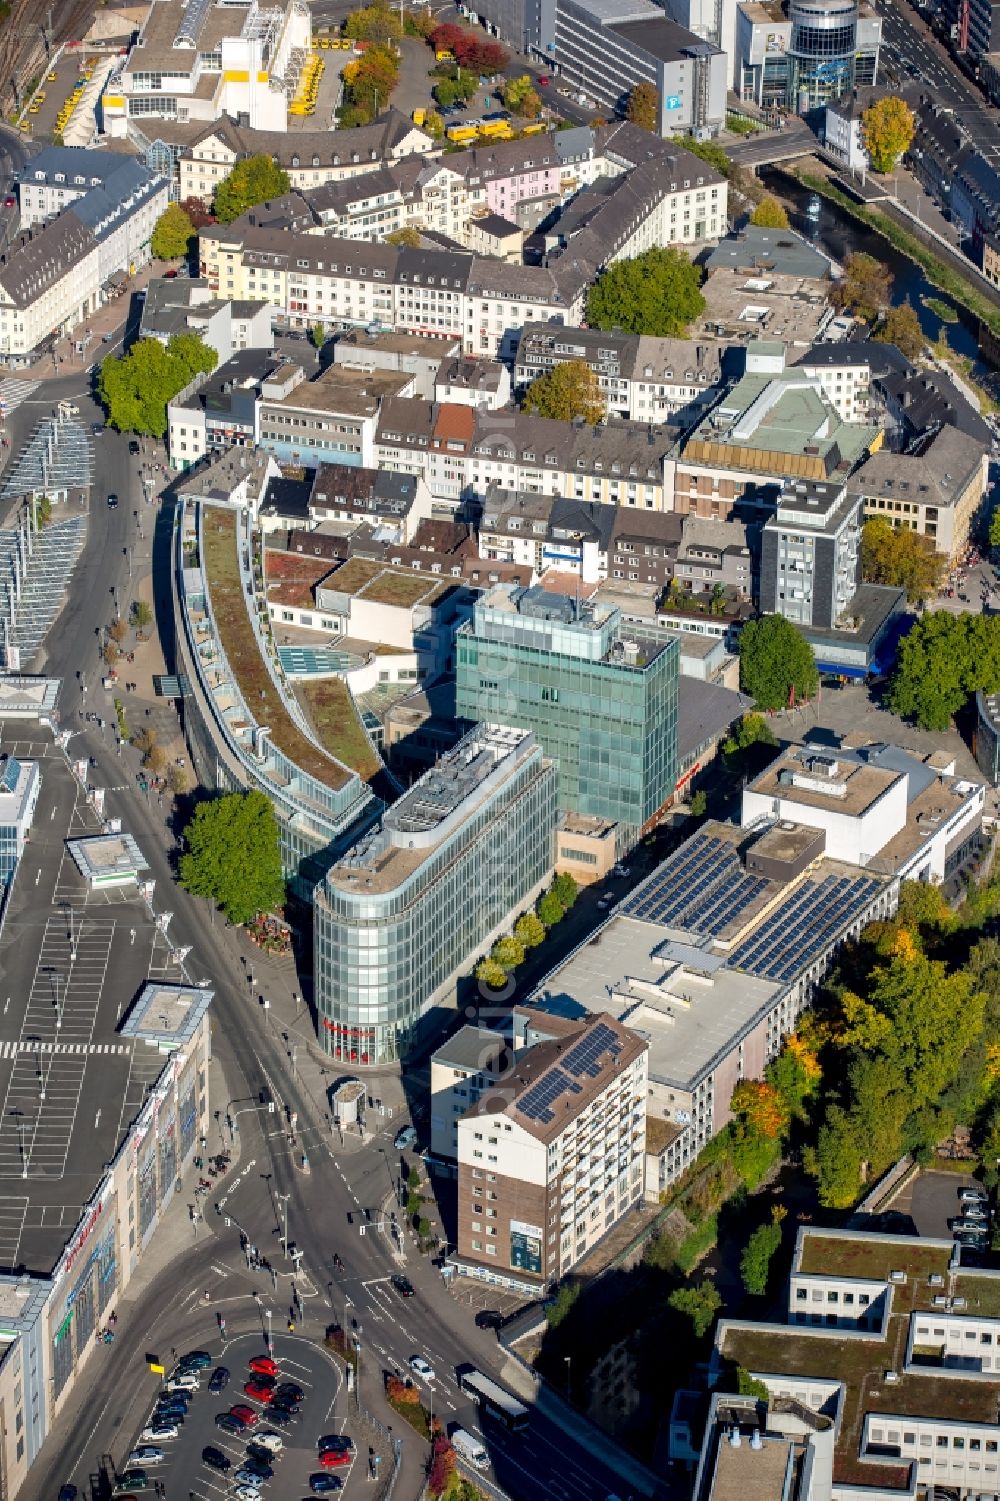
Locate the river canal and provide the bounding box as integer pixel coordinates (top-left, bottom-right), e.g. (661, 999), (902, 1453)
(761, 166), (990, 368)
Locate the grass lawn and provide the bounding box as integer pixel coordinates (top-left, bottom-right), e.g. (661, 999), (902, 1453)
(298, 677), (382, 782)
(201, 512), (352, 791)
(956, 1275), (1000, 1319)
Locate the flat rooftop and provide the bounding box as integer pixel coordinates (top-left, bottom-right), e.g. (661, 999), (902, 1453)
(66, 832), (148, 880)
(709, 1432), (795, 1501)
(698, 271), (833, 349)
(322, 556), (450, 608)
(0, 675), (60, 718)
(432, 1024), (510, 1074)
(262, 365), (412, 415)
(327, 724), (538, 895)
(0, 730), (200, 1274)
(119, 982), (214, 1051)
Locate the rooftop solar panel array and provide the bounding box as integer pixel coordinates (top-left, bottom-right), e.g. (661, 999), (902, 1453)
(622, 834), (769, 936)
(561, 1020), (622, 1078)
(728, 873), (881, 982)
(517, 1067), (582, 1125)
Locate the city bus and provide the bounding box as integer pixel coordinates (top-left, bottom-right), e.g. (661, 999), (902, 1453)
(458, 1368), (529, 1431)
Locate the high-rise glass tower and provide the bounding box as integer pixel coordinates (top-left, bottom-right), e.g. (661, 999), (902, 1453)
(455, 585), (678, 834)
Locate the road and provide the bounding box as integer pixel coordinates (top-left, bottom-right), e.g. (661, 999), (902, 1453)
(873, 0), (1000, 160)
(20, 368), (653, 1501)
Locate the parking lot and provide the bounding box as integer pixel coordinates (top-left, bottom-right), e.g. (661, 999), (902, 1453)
(20, 50), (106, 142)
(887, 1168), (993, 1255)
(116, 1331), (350, 1501)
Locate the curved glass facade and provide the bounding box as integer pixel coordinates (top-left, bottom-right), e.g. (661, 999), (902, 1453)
(174, 501), (378, 898)
(314, 727), (557, 1065)
(788, 0), (857, 105)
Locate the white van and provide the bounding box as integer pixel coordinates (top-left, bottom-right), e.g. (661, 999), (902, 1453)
(451, 1428), (489, 1471)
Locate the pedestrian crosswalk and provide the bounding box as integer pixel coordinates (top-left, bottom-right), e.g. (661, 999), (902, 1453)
(0, 377), (40, 416)
(0, 1040), (132, 1058)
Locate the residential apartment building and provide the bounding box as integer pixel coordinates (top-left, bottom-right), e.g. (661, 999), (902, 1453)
(313, 724), (557, 1064)
(455, 1012), (648, 1286)
(167, 348), (283, 468)
(178, 112), (433, 202)
(552, 0), (727, 136)
(788, 342), (874, 423)
(16, 147), (161, 231)
(742, 738), (985, 884)
(430, 1025), (510, 1161)
(674, 514), (752, 598)
(848, 423), (990, 559)
(256, 361), (413, 469)
(0, 215), (100, 359)
(514, 322), (725, 421)
(101, 0), (311, 139)
(456, 584), (679, 832)
(608, 510), (685, 592)
(760, 479), (862, 631)
(714, 1226), (1000, 1497)
(334, 328), (463, 400)
(139, 277), (273, 362)
(306, 463), (433, 545)
(478, 490), (617, 581)
(526, 817), (896, 1187)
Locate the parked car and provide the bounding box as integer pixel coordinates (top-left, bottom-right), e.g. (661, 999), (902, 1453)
(128, 439), (140, 456)
(128, 1448), (164, 1467)
(275, 1382), (304, 1403)
(261, 1406), (291, 1428)
(202, 1446), (232, 1472)
(244, 1381), (276, 1404)
(247, 1442), (280, 1466)
(230, 1404), (259, 1427)
(309, 1477), (343, 1495)
(140, 1424), (179, 1443)
(475, 1310), (503, 1331)
(208, 1367), (230, 1393)
(269, 1396), (300, 1416)
(251, 1432), (284, 1454)
(960, 1187), (989, 1204)
(394, 1125), (417, 1150)
(216, 1413), (247, 1434)
(318, 1436), (355, 1456)
(318, 1448), (353, 1469)
(179, 1351), (212, 1369)
(249, 1356), (280, 1377)
(165, 1374), (199, 1393)
(236, 1466), (273, 1485)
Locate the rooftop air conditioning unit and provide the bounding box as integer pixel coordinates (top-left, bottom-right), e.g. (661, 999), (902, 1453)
(883, 1371), (900, 1385)
(889, 1270), (907, 1284)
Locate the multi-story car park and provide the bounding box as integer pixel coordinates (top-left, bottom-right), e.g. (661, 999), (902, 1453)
(0, 711), (213, 1501)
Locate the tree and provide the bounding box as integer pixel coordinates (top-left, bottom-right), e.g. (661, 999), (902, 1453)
(626, 81), (659, 132)
(552, 872), (578, 909)
(990, 506), (1000, 551)
(832, 251), (893, 323)
(861, 517), (944, 603)
(151, 202), (195, 260)
(475, 958), (509, 989)
(504, 74), (541, 117)
(342, 43), (401, 117)
(130, 599), (153, 638)
(344, 3), (403, 42)
(99, 332), (217, 437)
(386, 226), (422, 247)
(736, 1368), (770, 1401)
(731, 1079), (788, 1140)
(213, 155), (291, 224)
(103, 640), (120, 667)
(404, 8), (436, 37)
(537, 890), (565, 927)
(310, 322), (326, 349)
(428, 1434), (457, 1498)
(180, 195), (215, 229)
(740, 1208), (785, 1295)
(886, 612), (1000, 729)
(722, 712), (777, 768)
(739, 615), (818, 711)
(514, 912), (547, 949)
(543, 1280), (580, 1327)
(668, 1280), (721, 1338)
(766, 1034), (821, 1121)
(677, 135), (731, 176)
(168, 763), (191, 795)
(861, 95), (916, 174)
(491, 934), (525, 970)
(109, 616), (129, 644)
(749, 194), (790, 229)
(689, 789), (707, 817)
(586, 247), (705, 338)
(522, 360), (604, 424)
(179, 789), (285, 926)
(422, 109), (444, 138)
(428, 21), (466, 52)
(874, 300), (924, 359)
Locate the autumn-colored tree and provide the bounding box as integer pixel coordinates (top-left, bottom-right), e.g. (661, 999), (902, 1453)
(874, 300), (925, 360)
(428, 1435), (457, 1497)
(749, 194), (790, 229)
(103, 640), (120, 667)
(861, 95), (916, 174)
(731, 1079), (789, 1140)
(491, 934), (525, 970)
(475, 958), (509, 990)
(386, 226), (422, 247)
(109, 616), (129, 644)
(832, 251), (893, 323)
(180, 196), (215, 228)
(504, 73), (542, 117)
(861, 517), (944, 603)
(514, 911), (547, 949)
(626, 80), (659, 131)
(386, 1375), (420, 1404)
(522, 359), (605, 423)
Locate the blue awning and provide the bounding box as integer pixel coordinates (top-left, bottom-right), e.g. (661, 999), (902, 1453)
(815, 662), (869, 680)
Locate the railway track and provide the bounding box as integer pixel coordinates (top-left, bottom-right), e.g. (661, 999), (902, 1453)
(0, 0), (96, 116)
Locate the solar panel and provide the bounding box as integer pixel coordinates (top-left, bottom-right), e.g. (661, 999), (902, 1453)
(562, 1021), (622, 1079)
(517, 1067), (582, 1124)
(729, 875), (880, 982)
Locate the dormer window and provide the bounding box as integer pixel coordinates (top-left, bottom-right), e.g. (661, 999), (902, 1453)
(291, 156), (300, 167)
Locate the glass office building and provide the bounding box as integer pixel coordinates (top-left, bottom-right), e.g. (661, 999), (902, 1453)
(788, 0), (858, 105)
(455, 586), (678, 834)
(0, 754), (40, 883)
(314, 724), (557, 1065)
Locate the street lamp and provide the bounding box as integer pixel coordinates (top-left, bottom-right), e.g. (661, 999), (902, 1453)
(564, 1355), (571, 1396)
(9, 1108), (26, 1178)
(265, 1307), (272, 1355)
(277, 1191), (290, 1255)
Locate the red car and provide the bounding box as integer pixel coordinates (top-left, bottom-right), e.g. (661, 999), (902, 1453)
(318, 1449), (353, 1469)
(538, 74), (550, 84)
(229, 1404), (259, 1427)
(244, 1382), (276, 1404)
(249, 1356), (279, 1377)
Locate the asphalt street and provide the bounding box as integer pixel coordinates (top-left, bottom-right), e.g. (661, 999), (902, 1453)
(873, 0), (1000, 160)
(18, 364), (652, 1501)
